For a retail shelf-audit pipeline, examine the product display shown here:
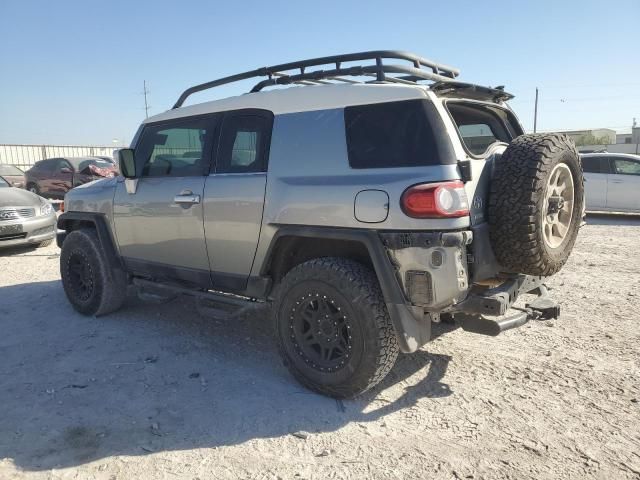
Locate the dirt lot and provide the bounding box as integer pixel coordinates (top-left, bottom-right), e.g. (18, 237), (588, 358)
(0, 215), (639, 480)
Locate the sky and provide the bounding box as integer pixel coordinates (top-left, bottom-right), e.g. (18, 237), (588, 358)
(0, 0), (638, 146)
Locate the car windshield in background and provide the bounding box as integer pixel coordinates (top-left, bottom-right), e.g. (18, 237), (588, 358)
(0, 165), (24, 176)
(0, 177), (9, 187)
(447, 102), (523, 156)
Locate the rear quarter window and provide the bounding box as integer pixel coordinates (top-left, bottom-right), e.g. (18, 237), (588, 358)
(344, 100), (439, 168)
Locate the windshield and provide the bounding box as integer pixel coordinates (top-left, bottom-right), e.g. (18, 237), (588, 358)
(0, 177), (9, 187)
(447, 101), (523, 156)
(0, 164), (23, 176)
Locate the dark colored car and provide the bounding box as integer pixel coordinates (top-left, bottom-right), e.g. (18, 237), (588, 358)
(0, 164), (26, 189)
(25, 157), (117, 199)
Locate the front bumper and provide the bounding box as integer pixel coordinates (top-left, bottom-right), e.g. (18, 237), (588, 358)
(0, 212), (57, 248)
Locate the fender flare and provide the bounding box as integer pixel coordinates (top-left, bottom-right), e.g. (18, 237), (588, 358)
(260, 225), (431, 353)
(57, 212), (123, 271)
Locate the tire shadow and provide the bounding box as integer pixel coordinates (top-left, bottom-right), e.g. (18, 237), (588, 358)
(0, 279), (453, 471)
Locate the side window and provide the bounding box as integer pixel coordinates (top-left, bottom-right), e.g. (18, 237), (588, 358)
(612, 158), (640, 176)
(345, 100), (439, 168)
(216, 114), (271, 173)
(135, 117), (214, 177)
(581, 156), (604, 174)
(39, 159), (57, 173)
(59, 160), (72, 172)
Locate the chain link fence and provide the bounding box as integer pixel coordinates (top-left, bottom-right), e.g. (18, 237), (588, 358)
(0, 144), (117, 171)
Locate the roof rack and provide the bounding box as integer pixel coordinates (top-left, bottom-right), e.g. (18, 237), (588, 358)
(172, 50), (460, 109)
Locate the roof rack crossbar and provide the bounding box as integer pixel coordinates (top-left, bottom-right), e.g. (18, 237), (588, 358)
(172, 50), (460, 109)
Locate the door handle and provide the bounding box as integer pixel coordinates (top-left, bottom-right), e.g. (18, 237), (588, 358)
(174, 193), (201, 204)
(610, 180), (624, 184)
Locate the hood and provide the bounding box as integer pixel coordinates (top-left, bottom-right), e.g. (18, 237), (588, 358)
(0, 187), (43, 208)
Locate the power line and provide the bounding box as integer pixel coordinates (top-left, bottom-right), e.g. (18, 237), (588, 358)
(143, 80), (150, 119)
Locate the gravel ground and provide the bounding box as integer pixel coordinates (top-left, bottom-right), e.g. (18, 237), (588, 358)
(0, 214), (639, 479)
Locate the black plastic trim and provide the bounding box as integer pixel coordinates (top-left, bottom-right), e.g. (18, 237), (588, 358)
(260, 225), (431, 353)
(57, 212), (123, 272)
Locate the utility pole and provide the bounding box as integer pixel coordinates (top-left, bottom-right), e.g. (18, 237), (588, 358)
(533, 87), (539, 133)
(143, 80), (150, 119)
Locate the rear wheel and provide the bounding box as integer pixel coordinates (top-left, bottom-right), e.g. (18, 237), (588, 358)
(60, 229), (127, 316)
(273, 258), (399, 399)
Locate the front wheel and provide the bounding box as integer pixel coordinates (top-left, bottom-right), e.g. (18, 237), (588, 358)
(60, 229), (127, 316)
(273, 258), (399, 399)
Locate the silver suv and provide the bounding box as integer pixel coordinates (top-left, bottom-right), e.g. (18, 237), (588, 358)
(57, 51), (584, 398)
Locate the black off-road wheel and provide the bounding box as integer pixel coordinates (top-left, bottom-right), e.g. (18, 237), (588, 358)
(60, 229), (127, 316)
(273, 258), (399, 399)
(489, 133), (584, 276)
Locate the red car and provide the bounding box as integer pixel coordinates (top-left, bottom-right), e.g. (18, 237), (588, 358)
(25, 157), (117, 199)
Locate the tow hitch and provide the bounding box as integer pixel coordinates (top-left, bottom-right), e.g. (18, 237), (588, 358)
(454, 276), (560, 336)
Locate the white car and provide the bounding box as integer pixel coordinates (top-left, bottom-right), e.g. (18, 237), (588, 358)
(581, 153), (640, 213)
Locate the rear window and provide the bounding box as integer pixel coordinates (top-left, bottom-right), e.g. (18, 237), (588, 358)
(344, 100), (439, 168)
(447, 102), (522, 156)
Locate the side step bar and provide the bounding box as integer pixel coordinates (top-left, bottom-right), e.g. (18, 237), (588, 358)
(132, 277), (261, 309)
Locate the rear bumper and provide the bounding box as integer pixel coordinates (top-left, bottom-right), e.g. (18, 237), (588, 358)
(0, 212), (57, 248)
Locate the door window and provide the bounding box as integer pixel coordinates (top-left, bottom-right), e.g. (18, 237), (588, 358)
(216, 115), (271, 173)
(135, 117), (214, 177)
(612, 158), (640, 175)
(581, 156), (608, 174)
(38, 159), (58, 173)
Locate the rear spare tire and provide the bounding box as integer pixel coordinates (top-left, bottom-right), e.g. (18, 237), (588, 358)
(488, 133), (584, 276)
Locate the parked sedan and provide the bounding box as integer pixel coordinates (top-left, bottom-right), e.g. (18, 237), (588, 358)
(0, 176), (56, 249)
(25, 156), (117, 199)
(581, 153), (640, 213)
(0, 164), (26, 188)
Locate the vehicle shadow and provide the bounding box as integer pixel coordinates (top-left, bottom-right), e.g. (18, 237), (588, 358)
(0, 280), (453, 471)
(585, 212), (640, 226)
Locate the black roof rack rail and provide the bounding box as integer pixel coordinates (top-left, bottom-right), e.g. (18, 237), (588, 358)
(172, 50), (460, 109)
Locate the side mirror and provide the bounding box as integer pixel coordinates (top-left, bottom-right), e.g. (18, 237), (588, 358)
(118, 149), (136, 178)
(60, 167), (72, 174)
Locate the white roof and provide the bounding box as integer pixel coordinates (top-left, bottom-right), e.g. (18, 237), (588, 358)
(145, 83), (429, 124)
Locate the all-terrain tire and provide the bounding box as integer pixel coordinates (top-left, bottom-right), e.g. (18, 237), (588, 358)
(488, 133), (584, 276)
(60, 229), (128, 316)
(273, 257), (399, 399)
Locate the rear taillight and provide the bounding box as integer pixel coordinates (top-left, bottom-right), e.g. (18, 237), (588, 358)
(401, 181), (469, 218)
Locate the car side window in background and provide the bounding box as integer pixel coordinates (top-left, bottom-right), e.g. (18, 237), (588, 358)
(216, 115), (270, 173)
(581, 156), (604, 173)
(612, 158), (640, 176)
(38, 159), (57, 173)
(135, 117), (213, 177)
(345, 100), (439, 168)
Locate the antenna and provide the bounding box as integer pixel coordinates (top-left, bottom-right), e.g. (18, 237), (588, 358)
(143, 80), (150, 119)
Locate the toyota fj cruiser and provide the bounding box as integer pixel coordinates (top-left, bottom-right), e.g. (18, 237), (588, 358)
(57, 51), (584, 398)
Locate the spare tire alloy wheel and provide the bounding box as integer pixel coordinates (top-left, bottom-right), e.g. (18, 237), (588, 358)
(543, 163), (574, 249)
